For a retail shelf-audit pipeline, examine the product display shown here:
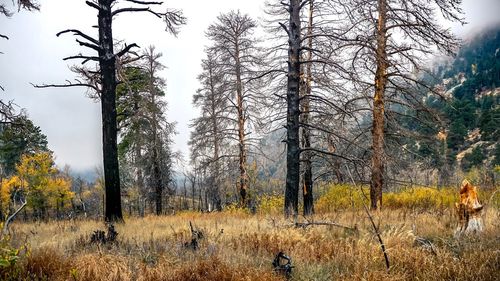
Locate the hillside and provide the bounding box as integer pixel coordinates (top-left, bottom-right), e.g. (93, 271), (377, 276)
(415, 26), (500, 174)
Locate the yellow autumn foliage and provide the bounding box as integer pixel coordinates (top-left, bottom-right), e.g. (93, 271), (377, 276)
(1, 152), (73, 216)
(0, 176), (22, 214)
(258, 195), (284, 214)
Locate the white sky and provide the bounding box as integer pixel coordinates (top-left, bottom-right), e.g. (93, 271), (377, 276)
(0, 0), (498, 173)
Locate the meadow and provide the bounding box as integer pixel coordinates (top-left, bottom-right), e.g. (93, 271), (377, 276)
(1, 185), (499, 281)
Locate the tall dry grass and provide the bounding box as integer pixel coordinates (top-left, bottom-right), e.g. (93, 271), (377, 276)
(2, 187), (499, 280)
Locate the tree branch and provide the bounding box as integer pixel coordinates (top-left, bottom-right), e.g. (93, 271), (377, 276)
(115, 43), (139, 58)
(278, 22), (290, 36)
(57, 29), (99, 45)
(125, 0), (163, 4)
(2, 199), (27, 236)
(85, 1), (101, 11)
(112, 7), (160, 18)
(62, 55), (100, 64)
(76, 39), (102, 52)
(32, 81), (99, 92)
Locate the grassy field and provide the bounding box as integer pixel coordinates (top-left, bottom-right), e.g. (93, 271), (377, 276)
(1, 186), (499, 280)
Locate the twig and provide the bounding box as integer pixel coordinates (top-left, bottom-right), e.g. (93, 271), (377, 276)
(345, 165), (390, 271)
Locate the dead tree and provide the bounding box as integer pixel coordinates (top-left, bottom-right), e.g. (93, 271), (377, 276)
(190, 53), (232, 211)
(34, 0), (185, 222)
(205, 11), (261, 206)
(280, 0), (303, 218)
(326, 0), (464, 209)
(300, 0), (314, 216)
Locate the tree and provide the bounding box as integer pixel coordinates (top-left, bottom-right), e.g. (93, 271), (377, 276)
(35, 0), (186, 222)
(0, 115), (49, 177)
(190, 53), (231, 211)
(117, 47), (176, 216)
(1, 152), (73, 220)
(276, 0), (302, 218)
(300, 0), (314, 216)
(327, 0), (464, 209)
(205, 10), (261, 206)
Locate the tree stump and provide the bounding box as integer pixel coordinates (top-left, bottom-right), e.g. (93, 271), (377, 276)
(455, 179), (483, 236)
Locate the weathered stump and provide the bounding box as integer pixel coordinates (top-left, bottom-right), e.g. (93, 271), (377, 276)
(455, 179), (483, 236)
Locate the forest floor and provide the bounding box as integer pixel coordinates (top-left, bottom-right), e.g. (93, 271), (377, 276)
(3, 207), (500, 281)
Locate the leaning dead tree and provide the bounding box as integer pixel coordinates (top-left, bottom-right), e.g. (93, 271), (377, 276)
(35, 0), (185, 222)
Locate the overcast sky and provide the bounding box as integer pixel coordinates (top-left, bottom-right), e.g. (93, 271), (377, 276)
(0, 0), (499, 173)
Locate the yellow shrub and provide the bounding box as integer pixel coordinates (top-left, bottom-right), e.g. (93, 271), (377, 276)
(315, 184), (462, 212)
(258, 195), (283, 214)
(223, 202), (250, 215)
(383, 187), (456, 210)
(315, 184), (369, 212)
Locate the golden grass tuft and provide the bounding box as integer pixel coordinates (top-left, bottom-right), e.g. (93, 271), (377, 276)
(21, 246), (73, 281)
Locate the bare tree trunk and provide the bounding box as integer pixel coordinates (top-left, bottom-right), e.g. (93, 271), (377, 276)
(99, 0), (123, 222)
(209, 63), (222, 211)
(284, 0), (301, 219)
(301, 0), (314, 216)
(135, 144), (145, 217)
(370, 0), (388, 210)
(153, 157), (162, 215)
(235, 45), (248, 206)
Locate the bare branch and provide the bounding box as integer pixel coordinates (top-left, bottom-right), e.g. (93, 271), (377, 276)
(115, 43), (140, 58)
(62, 54), (100, 64)
(112, 7), (159, 17)
(85, 0), (101, 11)
(2, 199), (27, 236)
(57, 29), (99, 45)
(278, 22), (289, 36)
(76, 39), (101, 52)
(32, 81), (99, 92)
(125, 0), (163, 4)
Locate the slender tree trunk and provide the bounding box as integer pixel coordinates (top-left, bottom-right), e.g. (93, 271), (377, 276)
(147, 51), (164, 216)
(153, 153), (162, 215)
(98, 0), (123, 222)
(301, 0), (314, 216)
(284, 0), (301, 219)
(235, 45), (248, 206)
(191, 174), (196, 210)
(135, 144), (145, 217)
(370, 0), (388, 210)
(209, 63), (222, 211)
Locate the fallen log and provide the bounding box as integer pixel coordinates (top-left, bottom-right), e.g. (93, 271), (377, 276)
(294, 221), (357, 231)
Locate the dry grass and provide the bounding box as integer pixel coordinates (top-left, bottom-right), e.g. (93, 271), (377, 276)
(3, 206), (499, 281)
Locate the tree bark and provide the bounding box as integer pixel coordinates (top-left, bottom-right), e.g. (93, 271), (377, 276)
(99, 0), (123, 222)
(370, 0), (388, 210)
(301, 0), (314, 216)
(235, 44), (248, 206)
(284, 0), (301, 219)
